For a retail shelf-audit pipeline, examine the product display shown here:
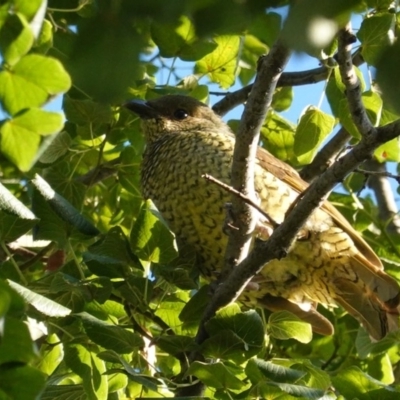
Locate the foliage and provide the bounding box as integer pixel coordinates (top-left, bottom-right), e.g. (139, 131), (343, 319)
(1, 0), (400, 399)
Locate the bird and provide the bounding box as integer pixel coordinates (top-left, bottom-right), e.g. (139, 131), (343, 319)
(125, 94), (400, 340)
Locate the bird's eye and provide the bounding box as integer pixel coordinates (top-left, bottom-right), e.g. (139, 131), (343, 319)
(173, 109), (188, 120)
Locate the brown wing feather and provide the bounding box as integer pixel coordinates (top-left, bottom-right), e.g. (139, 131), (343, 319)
(256, 147), (382, 268)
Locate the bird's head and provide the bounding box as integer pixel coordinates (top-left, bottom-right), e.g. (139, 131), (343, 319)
(124, 95), (231, 142)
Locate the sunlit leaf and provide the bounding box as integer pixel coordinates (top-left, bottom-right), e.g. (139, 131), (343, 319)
(195, 35), (240, 89)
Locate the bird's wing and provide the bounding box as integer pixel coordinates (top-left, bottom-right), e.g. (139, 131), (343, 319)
(256, 147), (383, 270)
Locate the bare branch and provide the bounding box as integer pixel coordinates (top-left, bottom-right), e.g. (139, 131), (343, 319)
(337, 25), (375, 137)
(221, 39), (290, 282)
(362, 159), (400, 234)
(213, 50), (365, 116)
(212, 84), (252, 116)
(202, 173), (279, 228)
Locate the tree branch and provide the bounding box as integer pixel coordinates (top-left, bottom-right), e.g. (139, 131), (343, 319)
(337, 24), (375, 137)
(363, 159), (400, 235)
(300, 127), (351, 182)
(221, 38), (291, 288)
(213, 50), (364, 117)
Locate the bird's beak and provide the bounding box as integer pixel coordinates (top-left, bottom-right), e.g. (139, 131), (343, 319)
(123, 100), (158, 119)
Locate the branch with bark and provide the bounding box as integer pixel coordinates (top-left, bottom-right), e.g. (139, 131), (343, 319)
(221, 38), (291, 281)
(362, 159), (400, 235)
(212, 49), (364, 117)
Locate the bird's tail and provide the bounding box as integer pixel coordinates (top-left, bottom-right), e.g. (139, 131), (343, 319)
(333, 256), (400, 341)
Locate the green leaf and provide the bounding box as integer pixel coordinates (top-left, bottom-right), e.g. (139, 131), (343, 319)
(0, 182), (38, 242)
(0, 13), (34, 65)
(271, 86), (294, 112)
(0, 54), (71, 115)
(34, 18), (53, 53)
(2, 108), (63, 136)
(187, 361), (246, 390)
(97, 350), (161, 392)
(64, 343), (108, 400)
(36, 333), (63, 376)
(201, 330), (251, 363)
(63, 97), (115, 125)
(114, 277), (154, 311)
(130, 200), (178, 263)
(179, 285), (210, 325)
(67, 12), (143, 102)
(153, 261), (198, 290)
(107, 372), (128, 393)
(0, 287), (10, 318)
(363, 90), (383, 126)
(31, 174), (100, 236)
(249, 359), (306, 383)
(154, 291), (190, 335)
(40, 160), (86, 209)
(270, 381), (326, 399)
(357, 14), (394, 66)
(8, 279), (71, 317)
(374, 137), (400, 162)
(0, 118), (40, 171)
(376, 39), (400, 113)
(260, 112), (296, 163)
(204, 305), (265, 362)
(367, 353), (394, 384)
(0, 279), (26, 315)
(294, 107), (335, 165)
(355, 328), (400, 359)
(282, 0), (360, 54)
(151, 16), (217, 61)
(338, 91), (383, 140)
(0, 365), (46, 400)
(46, 272), (89, 311)
(195, 35), (240, 89)
(40, 384), (86, 400)
(80, 312), (144, 354)
(38, 130), (71, 164)
(268, 311), (313, 343)
(239, 34), (268, 85)
(0, 316), (37, 364)
(88, 227), (138, 265)
(249, 12), (282, 47)
(87, 226), (142, 269)
(31, 186), (68, 245)
(332, 366), (399, 400)
(14, 0), (44, 21)
(155, 335), (198, 356)
(117, 145), (143, 215)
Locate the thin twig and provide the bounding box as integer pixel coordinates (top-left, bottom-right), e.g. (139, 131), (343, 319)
(355, 166), (400, 182)
(202, 174), (279, 228)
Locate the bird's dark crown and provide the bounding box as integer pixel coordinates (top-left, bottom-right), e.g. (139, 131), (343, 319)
(125, 95), (231, 142)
